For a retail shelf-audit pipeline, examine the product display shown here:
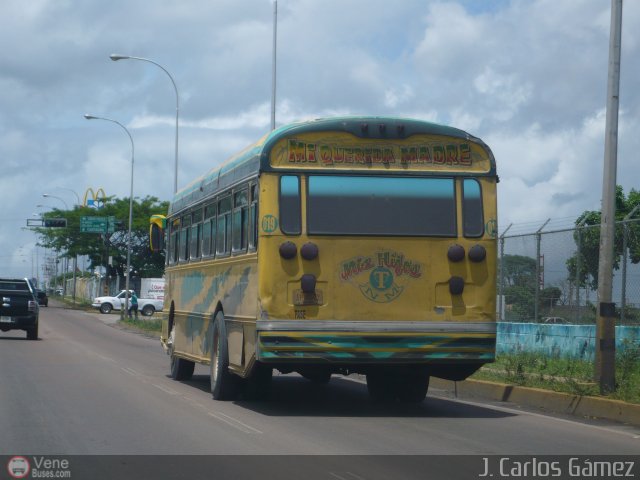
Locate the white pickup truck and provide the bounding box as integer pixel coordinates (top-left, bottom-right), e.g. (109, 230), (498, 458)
(91, 290), (164, 316)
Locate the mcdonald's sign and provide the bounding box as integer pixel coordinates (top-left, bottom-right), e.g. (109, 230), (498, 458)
(83, 188), (107, 209)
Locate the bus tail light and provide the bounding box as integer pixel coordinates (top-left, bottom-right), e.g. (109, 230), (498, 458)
(301, 274), (316, 293)
(300, 242), (319, 260)
(279, 241), (297, 259)
(447, 244), (465, 262)
(468, 245), (486, 262)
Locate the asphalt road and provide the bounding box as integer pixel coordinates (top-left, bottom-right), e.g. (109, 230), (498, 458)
(1, 301), (638, 467)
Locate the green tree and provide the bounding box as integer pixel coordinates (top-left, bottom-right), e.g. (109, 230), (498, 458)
(35, 196), (168, 278)
(500, 254), (537, 288)
(500, 255), (537, 320)
(566, 186), (640, 290)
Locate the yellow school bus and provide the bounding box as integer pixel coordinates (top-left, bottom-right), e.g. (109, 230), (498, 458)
(152, 116), (498, 402)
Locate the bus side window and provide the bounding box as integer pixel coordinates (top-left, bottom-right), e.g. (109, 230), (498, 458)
(249, 183), (258, 250)
(190, 208), (203, 260)
(280, 175), (301, 235)
(462, 179), (484, 237)
(202, 202), (216, 257)
(232, 188), (249, 254)
(179, 214), (191, 261)
(170, 218), (180, 265)
(216, 195), (232, 256)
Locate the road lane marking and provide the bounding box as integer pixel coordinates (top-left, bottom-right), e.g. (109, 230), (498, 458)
(438, 395), (640, 440)
(96, 354), (116, 363)
(207, 412), (263, 434)
(152, 383), (179, 395)
(342, 376), (640, 439)
(329, 473), (365, 480)
(121, 367), (140, 377)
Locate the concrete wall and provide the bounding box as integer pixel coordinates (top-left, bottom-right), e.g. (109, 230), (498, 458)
(497, 322), (640, 359)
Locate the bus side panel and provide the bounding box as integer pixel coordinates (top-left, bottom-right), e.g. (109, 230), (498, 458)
(164, 257), (258, 370)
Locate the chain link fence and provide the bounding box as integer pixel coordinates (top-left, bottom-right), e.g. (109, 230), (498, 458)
(498, 218), (640, 326)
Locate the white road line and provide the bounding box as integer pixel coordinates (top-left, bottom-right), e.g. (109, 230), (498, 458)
(437, 395), (640, 440)
(152, 383), (179, 395)
(121, 366), (140, 377)
(329, 473), (365, 480)
(207, 411), (263, 434)
(96, 354), (116, 363)
(342, 376), (639, 439)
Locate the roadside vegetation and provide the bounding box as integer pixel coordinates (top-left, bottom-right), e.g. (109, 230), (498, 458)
(119, 316), (162, 334)
(472, 343), (640, 404)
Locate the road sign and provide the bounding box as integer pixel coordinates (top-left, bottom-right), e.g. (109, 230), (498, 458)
(81, 216), (115, 233)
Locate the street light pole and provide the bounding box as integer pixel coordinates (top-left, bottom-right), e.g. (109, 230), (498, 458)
(109, 54), (179, 193)
(54, 187), (81, 207)
(84, 114), (135, 317)
(42, 194), (69, 210)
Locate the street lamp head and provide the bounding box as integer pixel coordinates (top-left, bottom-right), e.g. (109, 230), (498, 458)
(84, 114), (97, 120)
(110, 54), (130, 61)
(42, 193), (50, 198)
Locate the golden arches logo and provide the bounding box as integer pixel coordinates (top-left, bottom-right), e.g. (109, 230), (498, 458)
(83, 188), (107, 209)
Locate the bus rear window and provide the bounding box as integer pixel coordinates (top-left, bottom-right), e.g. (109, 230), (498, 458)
(307, 175), (456, 236)
(279, 176), (301, 235)
(462, 179), (484, 237)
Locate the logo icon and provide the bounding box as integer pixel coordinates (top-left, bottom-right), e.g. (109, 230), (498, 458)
(83, 187), (107, 209)
(7, 456), (30, 479)
(340, 250), (423, 303)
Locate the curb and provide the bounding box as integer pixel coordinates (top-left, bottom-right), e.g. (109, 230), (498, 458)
(431, 378), (640, 427)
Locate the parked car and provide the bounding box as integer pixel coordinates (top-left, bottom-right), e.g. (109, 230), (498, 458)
(35, 289), (48, 307)
(542, 316), (569, 324)
(91, 290), (164, 316)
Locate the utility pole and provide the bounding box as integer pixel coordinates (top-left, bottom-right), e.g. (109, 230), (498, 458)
(271, 0), (278, 131)
(595, 0), (623, 394)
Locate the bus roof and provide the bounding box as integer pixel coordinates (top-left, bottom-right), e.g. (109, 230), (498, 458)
(169, 116), (495, 215)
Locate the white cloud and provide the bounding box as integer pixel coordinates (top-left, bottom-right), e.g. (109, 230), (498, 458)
(1, 0), (639, 278)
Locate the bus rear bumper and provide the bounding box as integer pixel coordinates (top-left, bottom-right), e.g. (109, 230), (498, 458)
(256, 320), (496, 364)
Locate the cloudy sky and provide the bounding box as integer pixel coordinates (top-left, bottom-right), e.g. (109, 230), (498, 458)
(1, 0), (638, 279)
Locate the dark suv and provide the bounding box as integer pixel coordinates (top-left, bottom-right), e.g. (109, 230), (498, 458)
(0, 278), (39, 339)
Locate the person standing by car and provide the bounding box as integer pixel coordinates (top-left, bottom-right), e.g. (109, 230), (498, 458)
(128, 291), (139, 319)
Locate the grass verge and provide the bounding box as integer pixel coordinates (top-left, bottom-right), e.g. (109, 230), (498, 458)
(119, 316), (162, 334)
(472, 342), (640, 404)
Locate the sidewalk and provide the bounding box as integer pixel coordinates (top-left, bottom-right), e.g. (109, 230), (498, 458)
(431, 377), (640, 428)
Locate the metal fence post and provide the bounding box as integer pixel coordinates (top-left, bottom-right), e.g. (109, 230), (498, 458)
(499, 224), (512, 322)
(534, 219), (550, 322)
(574, 217), (588, 322)
(621, 207), (640, 323)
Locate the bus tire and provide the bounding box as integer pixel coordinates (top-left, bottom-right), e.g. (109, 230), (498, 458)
(397, 374), (430, 403)
(366, 372), (397, 402)
(170, 354), (194, 381)
(243, 362), (273, 401)
(300, 368), (332, 384)
(210, 311), (239, 400)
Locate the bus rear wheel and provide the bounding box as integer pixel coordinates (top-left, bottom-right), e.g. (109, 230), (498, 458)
(397, 374), (430, 403)
(170, 354), (194, 381)
(366, 368), (430, 403)
(168, 325), (194, 381)
(210, 311), (239, 400)
(366, 372), (397, 402)
(242, 362), (273, 401)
